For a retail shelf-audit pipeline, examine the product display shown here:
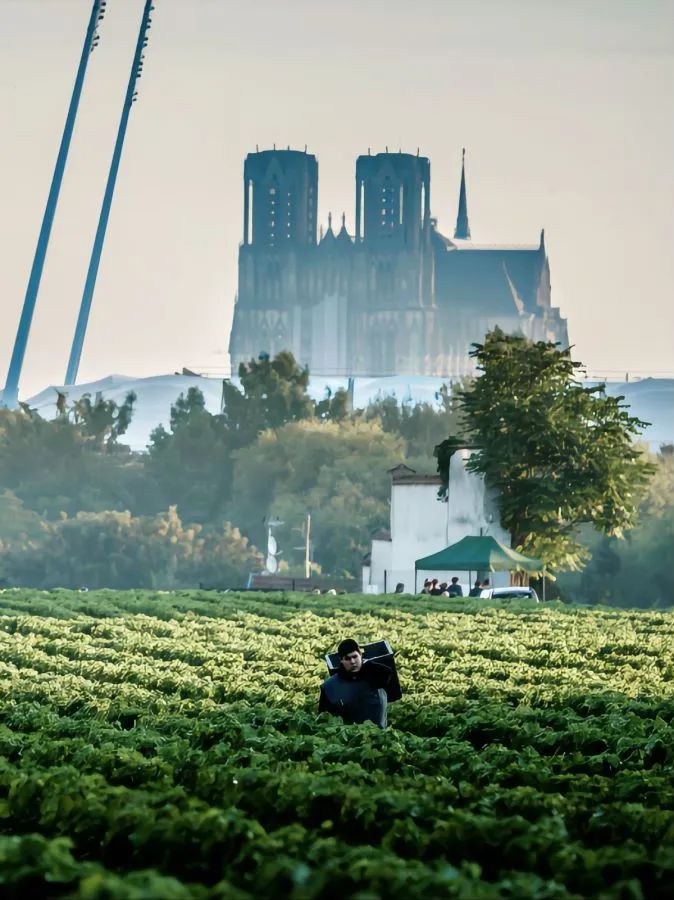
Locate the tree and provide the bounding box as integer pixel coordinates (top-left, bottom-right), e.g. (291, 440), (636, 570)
(0, 490), (43, 543)
(576, 510), (674, 609)
(221, 351), (315, 447)
(640, 443), (674, 519)
(146, 355), (353, 528)
(0, 490), (44, 584)
(315, 386), (350, 423)
(435, 329), (654, 574)
(564, 445), (674, 607)
(363, 382), (464, 468)
(0, 401), (156, 521)
(147, 388), (233, 524)
(3, 507), (260, 590)
(228, 419), (406, 576)
(69, 391), (136, 450)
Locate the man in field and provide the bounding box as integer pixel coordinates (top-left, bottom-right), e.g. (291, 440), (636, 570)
(318, 638), (392, 729)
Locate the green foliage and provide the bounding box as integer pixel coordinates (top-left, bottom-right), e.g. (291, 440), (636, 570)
(147, 356), (351, 529)
(228, 419), (405, 575)
(2, 508), (259, 590)
(0, 491), (44, 584)
(69, 390), (137, 450)
(640, 444), (674, 518)
(1, 591), (674, 896)
(563, 447), (674, 607)
(364, 382), (465, 469)
(436, 329), (654, 574)
(15, 342), (657, 589)
(222, 351), (316, 447)
(147, 388), (233, 524)
(0, 490), (43, 544)
(0, 400), (157, 521)
(0, 351), (473, 581)
(314, 386), (350, 423)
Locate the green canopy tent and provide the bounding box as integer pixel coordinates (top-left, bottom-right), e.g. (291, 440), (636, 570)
(414, 535), (543, 593)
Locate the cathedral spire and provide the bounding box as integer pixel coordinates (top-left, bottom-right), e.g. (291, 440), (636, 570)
(454, 148), (471, 240)
(336, 211), (351, 247)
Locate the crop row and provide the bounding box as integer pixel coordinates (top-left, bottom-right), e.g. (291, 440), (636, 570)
(0, 590), (673, 897)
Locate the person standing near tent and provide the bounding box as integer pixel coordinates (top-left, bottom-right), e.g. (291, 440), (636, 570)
(448, 577), (463, 597)
(468, 579), (482, 597)
(415, 536), (543, 592)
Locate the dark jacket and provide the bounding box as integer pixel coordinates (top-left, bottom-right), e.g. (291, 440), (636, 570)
(318, 660), (392, 728)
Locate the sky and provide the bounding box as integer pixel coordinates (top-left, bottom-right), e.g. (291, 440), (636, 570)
(1, 0), (673, 398)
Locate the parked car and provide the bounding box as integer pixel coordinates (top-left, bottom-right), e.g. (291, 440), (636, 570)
(480, 586), (540, 602)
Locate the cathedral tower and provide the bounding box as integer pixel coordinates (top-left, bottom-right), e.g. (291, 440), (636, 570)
(355, 151), (430, 249)
(243, 148), (318, 249)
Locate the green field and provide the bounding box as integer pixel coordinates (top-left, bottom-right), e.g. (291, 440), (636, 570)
(1, 590), (673, 899)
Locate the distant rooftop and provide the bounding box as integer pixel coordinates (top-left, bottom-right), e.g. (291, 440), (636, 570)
(391, 473), (442, 486)
(450, 241), (541, 252)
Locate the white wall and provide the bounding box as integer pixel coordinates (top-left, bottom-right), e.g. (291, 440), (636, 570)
(365, 450), (513, 594)
(369, 538), (392, 593)
(390, 481), (448, 575)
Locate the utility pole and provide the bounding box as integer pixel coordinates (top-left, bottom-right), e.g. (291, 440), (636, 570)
(305, 513), (312, 579)
(2, 0), (106, 408)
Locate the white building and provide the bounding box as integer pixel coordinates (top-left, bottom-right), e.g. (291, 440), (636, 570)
(362, 451), (511, 594)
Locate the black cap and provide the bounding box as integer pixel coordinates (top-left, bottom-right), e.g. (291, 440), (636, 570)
(337, 638), (360, 658)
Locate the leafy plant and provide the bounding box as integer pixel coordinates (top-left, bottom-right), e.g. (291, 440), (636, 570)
(0, 590), (673, 896)
(435, 329), (654, 574)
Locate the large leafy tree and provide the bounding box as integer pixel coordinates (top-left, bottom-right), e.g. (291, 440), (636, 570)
(147, 387), (233, 524)
(363, 382), (464, 469)
(147, 354), (349, 526)
(0, 397), (154, 521)
(221, 351), (316, 447)
(228, 419), (405, 576)
(68, 390), (136, 450)
(435, 329), (654, 573)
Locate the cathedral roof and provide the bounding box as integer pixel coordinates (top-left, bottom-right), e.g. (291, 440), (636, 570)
(435, 238), (546, 315)
(320, 212), (353, 254)
(451, 241), (541, 252)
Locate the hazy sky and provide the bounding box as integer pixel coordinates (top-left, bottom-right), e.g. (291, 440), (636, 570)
(1, 0), (673, 398)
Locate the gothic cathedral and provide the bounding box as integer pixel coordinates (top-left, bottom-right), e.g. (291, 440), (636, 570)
(229, 148), (568, 377)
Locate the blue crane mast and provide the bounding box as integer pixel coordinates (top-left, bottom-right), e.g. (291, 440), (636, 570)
(1, 0), (107, 408)
(65, 0), (156, 387)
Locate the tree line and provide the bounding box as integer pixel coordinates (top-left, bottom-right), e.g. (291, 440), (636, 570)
(0, 351), (461, 589)
(1, 334), (669, 605)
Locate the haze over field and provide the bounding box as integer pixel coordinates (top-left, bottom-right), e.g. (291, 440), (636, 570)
(1, 0), (673, 397)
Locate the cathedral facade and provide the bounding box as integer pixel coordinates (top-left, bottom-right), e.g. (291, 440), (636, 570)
(229, 148), (568, 377)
